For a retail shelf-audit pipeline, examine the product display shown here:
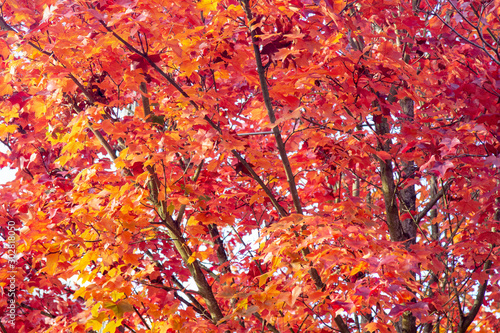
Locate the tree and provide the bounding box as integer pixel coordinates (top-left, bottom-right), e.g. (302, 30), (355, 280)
(0, 0), (499, 332)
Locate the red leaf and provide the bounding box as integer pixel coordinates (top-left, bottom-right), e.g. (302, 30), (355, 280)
(375, 150), (392, 161)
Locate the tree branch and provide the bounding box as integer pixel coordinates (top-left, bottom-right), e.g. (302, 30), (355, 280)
(122, 323), (137, 333)
(139, 81), (151, 119)
(177, 160), (204, 225)
(174, 291), (212, 321)
(457, 260), (492, 333)
(423, 0), (500, 65)
(253, 312), (281, 333)
(19, 303), (56, 319)
(240, 0), (303, 215)
(0, 322), (7, 333)
(232, 150), (289, 217)
(415, 178), (454, 224)
(98, 20), (201, 111)
(133, 305), (151, 330)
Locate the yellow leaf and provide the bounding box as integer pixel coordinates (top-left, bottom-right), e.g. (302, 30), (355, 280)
(197, 0), (218, 11)
(45, 253), (59, 275)
(73, 287), (87, 300)
(91, 303), (101, 318)
(56, 154), (74, 167)
(2, 105), (19, 122)
(30, 99), (47, 118)
(236, 298), (248, 310)
(0, 83), (13, 95)
(350, 261), (368, 276)
(114, 157), (126, 169)
(329, 32), (343, 44)
(0, 124), (18, 137)
(86, 318), (103, 332)
(155, 321), (170, 333)
(103, 302), (118, 314)
(103, 319), (122, 333)
(187, 253), (196, 264)
(167, 203), (175, 215)
(61, 140), (85, 154)
(187, 216), (198, 226)
(72, 251), (96, 272)
(259, 273), (269, 288)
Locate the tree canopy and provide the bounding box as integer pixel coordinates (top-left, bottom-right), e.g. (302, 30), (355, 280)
(0, 0), (499, 332)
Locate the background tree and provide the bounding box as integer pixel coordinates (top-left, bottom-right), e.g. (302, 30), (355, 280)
(0, 0), (499, 332)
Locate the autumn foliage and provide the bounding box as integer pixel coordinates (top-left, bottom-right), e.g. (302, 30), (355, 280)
(0, 0), (500, 332)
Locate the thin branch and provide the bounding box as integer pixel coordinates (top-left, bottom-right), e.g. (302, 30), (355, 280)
(296, 314), (310, 333)
(174, 291), (212, 321)
(253, 312), (280, 333)
(122, 323), (137, 333)
(87, 125), (117, 160)
(138, 280), (200, 295)
(232, 150), (288, 217)
(68, 73), (96, 103)
(424, 0), (500, 65)
(19, 303), (56, 319)
(98, 20), (201, 111)
(177, 160), (204, 224)
(171, 276), (212, 320)
(458, 259), (492, 333)
(237, 131), (274, 136)
(415, 178), (454, 224)
(133, 305), (151, 330)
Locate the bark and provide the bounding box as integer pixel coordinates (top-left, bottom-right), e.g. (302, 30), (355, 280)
(139, 81), (151, 119)
(398, 97), (417, 247)
(159, 207), (224, 323)
(374, 114), (405, 242)
(424, 176), (439, 333)
(208, 224), (231, 274)
(376, 93), (417, 333)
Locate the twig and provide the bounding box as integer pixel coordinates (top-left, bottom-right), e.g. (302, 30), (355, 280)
(232, 150), (288, 217)
(415, 178), (454, 224)
(237, 131), (274, 136)
(133, 306), (151, 330)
